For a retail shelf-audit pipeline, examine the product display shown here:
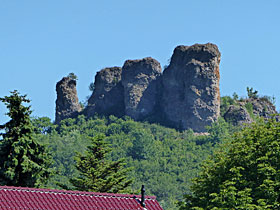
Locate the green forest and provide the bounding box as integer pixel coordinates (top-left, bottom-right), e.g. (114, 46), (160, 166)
(35, 115), (232, 209)
(1, 91), (280, 210)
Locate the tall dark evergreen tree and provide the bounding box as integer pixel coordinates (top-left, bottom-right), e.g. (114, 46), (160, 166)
(0, 90), (52, 187)
(70, 134), (132, 193)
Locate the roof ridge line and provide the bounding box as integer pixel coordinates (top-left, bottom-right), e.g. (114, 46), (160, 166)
(0, 186), (157, 200)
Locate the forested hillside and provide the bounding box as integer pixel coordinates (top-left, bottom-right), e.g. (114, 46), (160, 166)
(1, 90), (277, 210)
(32, 114), (234, 210)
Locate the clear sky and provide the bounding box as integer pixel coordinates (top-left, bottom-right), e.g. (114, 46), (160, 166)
(1, 0), (280, 123)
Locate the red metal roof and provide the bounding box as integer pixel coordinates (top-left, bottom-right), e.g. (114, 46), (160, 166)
(0, 186), (164, 210)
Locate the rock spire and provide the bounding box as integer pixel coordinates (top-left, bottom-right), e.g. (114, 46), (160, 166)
(121, 57), (162, 120)
(161, 43), (221, 132)
(55, 76), (82, 123)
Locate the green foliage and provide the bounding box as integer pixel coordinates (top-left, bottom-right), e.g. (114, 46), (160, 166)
(247, 87), (258, 99)
(70, 134), (133, 193)
(32, 116), (53, 134)
(232, 92), (239, 100)
(35, 114), (231, 210)
(245, 102), (255, 119)
(260, 95), (276, 106)
(0, 91), (53, 187)
(79, 101), (85, 109)
(206, 117), (234, 145)
(220, 96), (237, 116)
(179, 118), (280, 209)
(67, 72), (78, 81)
(112, 77), (119, 85)
(89, 82), (95, 92)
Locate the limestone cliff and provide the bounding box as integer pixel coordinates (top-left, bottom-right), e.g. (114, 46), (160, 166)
(55, 76), (82, 123)
(161, 43), (221, 132)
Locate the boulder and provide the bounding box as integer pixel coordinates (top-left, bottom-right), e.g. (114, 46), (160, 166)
(223, 105), (253, 126)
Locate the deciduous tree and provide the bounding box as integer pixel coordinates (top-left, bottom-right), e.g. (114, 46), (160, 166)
(179, 118), (280, 209)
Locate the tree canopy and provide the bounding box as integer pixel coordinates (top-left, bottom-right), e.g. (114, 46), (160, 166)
(34, 114), (230, 210)
(70, 134), (133, 193)
(0, 90), (52, 187)
(179, 118), (280, 209)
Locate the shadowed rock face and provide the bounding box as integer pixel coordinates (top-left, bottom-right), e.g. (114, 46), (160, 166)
(55, 77), (82, 123)
(86, 67), (124, 117)
(224, 105), (253, 126)
(161, 43), (221, 132)
(223, 98), (278, 126)
(121, 57), (162, 120)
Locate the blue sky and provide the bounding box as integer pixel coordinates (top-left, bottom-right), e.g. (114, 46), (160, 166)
(1, 0), (280, 123)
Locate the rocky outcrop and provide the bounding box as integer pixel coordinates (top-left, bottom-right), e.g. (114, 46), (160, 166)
(55, 77), (82, 123)
(55, 43), (224, 132)
(223, 97), (278, 125)
(161, 43), (221, 132)
(223, 105), (253, 126)
(121, 57), (162, 120)
(54, 44), (279, 131)
(86, 67), (124, 117)
(248, 98), (278, 118)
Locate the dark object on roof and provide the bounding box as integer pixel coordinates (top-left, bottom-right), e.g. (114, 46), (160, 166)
(0, 186), (164, 210)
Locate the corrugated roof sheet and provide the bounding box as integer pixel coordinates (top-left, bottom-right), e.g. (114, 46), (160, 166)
(0, 186), (164, 210)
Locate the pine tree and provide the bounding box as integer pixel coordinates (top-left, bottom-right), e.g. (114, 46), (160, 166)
(0, 90), (52, 187)
(70, 134), (132, 193)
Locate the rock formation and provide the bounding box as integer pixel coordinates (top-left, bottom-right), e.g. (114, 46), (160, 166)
(54, 43), (279, 131)
(55, 76), (82, 123)
(223, 97), (278, 125)
(55, 43), (226, 132)
(86, 67), (125, 117)
(121, 57), (162, 120)
(223, 105), (253, 126)
(161, 43), (221, 132)
(248, 98), (278, 118)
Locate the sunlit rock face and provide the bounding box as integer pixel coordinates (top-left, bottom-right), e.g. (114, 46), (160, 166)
(161, 43), (221, 132)
(55, 43), (223, 133)
(223, 98), (278, 126)
(121, 57), (162, 120)
(55, 77), (82, 123)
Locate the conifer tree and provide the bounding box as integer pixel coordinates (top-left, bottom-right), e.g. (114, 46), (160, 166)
(0, 90), (52, 187)
(70, 134), (132, 193)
